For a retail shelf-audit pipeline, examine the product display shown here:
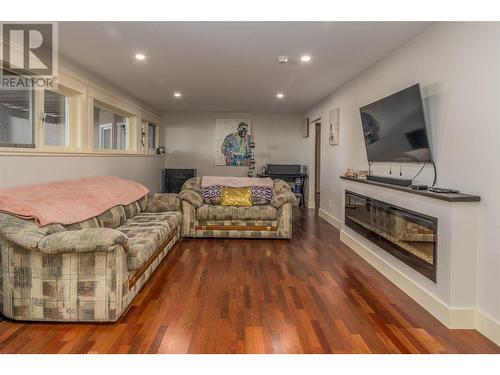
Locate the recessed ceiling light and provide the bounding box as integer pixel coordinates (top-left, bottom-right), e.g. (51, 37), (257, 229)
(276, 93), (284, 99)
(135, 53), (146, 61)
(174, 92), (182, 98)
(277, 56), (289, 64)
(300, 55), (311, 62)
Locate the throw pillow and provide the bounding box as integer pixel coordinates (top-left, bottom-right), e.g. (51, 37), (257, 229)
(202, 185), (222, 204)
(251, 186), (272, 205)
(221, 187), (252, 207)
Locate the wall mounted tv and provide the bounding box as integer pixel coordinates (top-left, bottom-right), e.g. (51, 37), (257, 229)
(359, 84), (432, 163)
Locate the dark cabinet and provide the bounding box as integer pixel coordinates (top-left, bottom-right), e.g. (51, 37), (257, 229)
(162, 169), (197, 193)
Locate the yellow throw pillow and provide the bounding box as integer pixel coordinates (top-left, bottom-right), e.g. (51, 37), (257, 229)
(221, 187), (252, 207)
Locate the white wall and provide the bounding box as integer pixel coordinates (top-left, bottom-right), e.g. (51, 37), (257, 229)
(162, 111), (307, 176)
(0, 155), (165, 192)
(305, 23), (500, 325)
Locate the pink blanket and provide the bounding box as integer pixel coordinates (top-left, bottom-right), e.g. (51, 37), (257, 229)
(201, 176), (274, 188)
(0, 176), (149, 226)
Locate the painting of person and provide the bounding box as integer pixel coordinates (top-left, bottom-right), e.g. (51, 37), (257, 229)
(220, 121), (253, 166)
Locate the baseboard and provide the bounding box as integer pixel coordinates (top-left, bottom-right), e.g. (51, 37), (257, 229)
(336, 228), (500, 346)
(476, 310), (500, 346)
(318, 209), (342, 230)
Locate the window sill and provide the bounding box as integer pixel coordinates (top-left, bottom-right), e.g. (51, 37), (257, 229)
(0, 149), (166, 157)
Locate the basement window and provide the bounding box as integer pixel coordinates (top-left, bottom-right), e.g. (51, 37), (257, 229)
(93, 105), (129, 151)
(148, 122), (157, 153)
(43, 90), (69, 147)
(0, 87), (35, 148)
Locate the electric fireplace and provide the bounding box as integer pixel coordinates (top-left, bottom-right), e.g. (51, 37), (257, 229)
(345, 190), (437, 281)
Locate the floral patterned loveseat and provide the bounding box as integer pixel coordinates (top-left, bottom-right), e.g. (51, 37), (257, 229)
(0, 193), (181, 322)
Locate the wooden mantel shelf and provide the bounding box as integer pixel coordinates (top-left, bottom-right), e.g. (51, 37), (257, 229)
(340, 176), (481, 202)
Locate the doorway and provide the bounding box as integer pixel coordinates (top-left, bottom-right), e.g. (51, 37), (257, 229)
(314, 122), (321, 210)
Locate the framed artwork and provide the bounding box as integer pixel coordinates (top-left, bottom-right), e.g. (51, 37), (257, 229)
(303, 117), (309, 138)
(214, 119), (253, 166)
(329, 108), (340, 145)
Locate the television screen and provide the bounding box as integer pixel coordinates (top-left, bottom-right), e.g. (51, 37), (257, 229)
(359, 84), (432, 163)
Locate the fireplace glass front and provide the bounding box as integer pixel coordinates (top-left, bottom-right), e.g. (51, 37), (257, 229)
(345, 190), (437, 281)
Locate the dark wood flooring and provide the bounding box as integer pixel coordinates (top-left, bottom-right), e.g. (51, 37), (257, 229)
(0, 208), (498, 354)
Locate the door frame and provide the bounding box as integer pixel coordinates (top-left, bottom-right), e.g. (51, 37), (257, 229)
(307, 117), (321, 209)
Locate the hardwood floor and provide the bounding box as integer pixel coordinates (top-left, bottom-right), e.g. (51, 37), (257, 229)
(0, 208), (498, 354)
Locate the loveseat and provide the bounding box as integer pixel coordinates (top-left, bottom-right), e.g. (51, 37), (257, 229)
(0, 187), (182, 322)
(178, 177), (296, 239)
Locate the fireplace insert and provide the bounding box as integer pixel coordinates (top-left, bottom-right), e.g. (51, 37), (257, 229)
(345, 191), (437, 281)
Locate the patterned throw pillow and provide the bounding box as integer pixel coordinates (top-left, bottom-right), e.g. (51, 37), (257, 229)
(202, 185), (222, 204)
(220, 187), (252, 207)
(251, 186), (272, 205)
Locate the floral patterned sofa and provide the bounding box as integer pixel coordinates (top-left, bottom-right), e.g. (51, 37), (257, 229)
(178, 177), (296, 239)
(0, 193), (181, 322)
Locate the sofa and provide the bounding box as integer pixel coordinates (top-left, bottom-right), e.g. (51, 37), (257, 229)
(0, 191), (182, 322)
(178, 177), (296, 239)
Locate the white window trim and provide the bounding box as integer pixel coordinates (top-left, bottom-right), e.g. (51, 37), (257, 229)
(98, 123), (113, 149)
(93, 101), (135, 153)
(142, 119), (160, 155)
(148, 122), (157, 154)
(0, 75), (36, 149)
(39, 87), (74, 151)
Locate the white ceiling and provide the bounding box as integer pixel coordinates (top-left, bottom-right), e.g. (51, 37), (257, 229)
(59, 22), (431, 113)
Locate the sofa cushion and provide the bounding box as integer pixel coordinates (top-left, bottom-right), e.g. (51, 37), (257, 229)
(123, 201), (141, 219)
(117, 212), (182, 271)
(64, 217), (100, 230)
(196, 204), (278, 221)
(138, 196), (148, 211)
(97, 206), (127, 228)
(145, 193), (181, 213)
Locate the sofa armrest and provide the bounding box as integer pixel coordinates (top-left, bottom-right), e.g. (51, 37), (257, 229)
(37, 228), (128, 254)
(178, 189), (203, 208)
(272, 192), (297, 208)
(0, 213), (66, 250)
(145, 193), (181, 212)
(277, 202), (293, 238)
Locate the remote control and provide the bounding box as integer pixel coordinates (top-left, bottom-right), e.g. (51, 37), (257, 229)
(428, 187), (459, 194)
(410, 184), (428, 190)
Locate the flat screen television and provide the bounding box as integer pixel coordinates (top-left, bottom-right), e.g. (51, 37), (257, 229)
(359, 84), (432, 163)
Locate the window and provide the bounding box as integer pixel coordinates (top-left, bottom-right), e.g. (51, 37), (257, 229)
(43, 90), (68, 146)
(0, 88), (35, 148)
(148, 122), (157, 153)
(93, 106), (128, 150)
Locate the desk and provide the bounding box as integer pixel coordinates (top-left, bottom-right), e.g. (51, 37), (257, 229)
(261, 173), (308, 207)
